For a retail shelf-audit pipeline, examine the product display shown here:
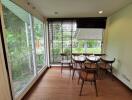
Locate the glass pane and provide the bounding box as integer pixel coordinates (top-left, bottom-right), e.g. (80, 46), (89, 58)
(72, 39), (102, 54)
(87, 40), (102, 54)
(63, 27), (72, 60)
(73, 28), (103, 54)
(49, 23), (62, 64)
(2, 0), (34, 95)
(49, 21), (103, 64)
(49, 22), (77, 64)
(33, 17), (45, 72)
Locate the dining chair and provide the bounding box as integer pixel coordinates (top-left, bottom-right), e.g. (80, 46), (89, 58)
(79, 58), (100, 96)
(99, 57), (115, 79)
(72, 55), (86, 80)
(60, 53), (72, 74)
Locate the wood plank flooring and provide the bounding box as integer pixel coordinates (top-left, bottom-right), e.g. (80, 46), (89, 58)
(23, 67), (132, 100)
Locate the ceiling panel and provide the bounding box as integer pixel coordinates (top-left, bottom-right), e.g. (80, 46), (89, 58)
(28, 0), (132, 18)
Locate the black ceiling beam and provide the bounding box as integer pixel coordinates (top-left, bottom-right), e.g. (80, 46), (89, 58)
(47, 17), (107, 28)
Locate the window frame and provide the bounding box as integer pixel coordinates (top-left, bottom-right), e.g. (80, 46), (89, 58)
(1, 1), (47, 99)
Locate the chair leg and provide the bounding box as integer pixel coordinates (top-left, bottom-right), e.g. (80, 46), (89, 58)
(99, 69), (103, 79)
(91, 81), (93, 85)
(70, 65), (72, 76)
(79, 80), (84, 96)
(61, 63), (63, 74)
(72, 69), (75, 80)
(78, 76), (80, 85)
(105, 69), (107, 74)
(98, 68), (102, 80)
(94, 80), (98, 96)
(102, 69), (106, 79)
(110, 68), (114, 81)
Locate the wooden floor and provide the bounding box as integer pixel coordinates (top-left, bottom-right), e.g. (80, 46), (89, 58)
(23, 67), (132, 100)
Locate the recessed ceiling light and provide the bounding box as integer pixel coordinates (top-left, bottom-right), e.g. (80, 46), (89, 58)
(98, 10), (103, 14)
(32, 6), (36, 10)
(27, 2), (30, 5)
(54, 12), (58, 15)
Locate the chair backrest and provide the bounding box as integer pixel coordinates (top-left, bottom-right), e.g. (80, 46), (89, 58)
(83, 61), (98, 79)
(84, 67), (97, 74)
(85, 58), (100, 69)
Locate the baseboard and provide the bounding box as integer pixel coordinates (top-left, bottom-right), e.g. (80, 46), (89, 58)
(112, 73), (132, 91)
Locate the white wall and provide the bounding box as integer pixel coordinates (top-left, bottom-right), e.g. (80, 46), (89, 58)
(104, 3), (132, 89)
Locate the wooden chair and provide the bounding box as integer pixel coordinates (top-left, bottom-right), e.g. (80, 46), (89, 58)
(99, 58), (115, 79)
(79, 59), (100, 96)
(60, 53), (72, 74)
(72, 55), (86, 79)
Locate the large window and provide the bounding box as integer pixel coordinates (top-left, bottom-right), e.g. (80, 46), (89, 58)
(72, 40), (102, 53)
(1, 0), (46, 98)
(49, 22), (103, 64)
(2, 5), (34, 94)
(49, 22), (76, 64)
(33, 17), (45, 72)
(49, 22), (62, 63)
(73, 28), (103, 54)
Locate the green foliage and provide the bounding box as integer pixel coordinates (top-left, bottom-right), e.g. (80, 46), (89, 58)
(72, 48), (101, 53)
(36, 54), (44, 65)
(76, 48), (82, 53)
(2, 4), (46, 94)
(52, 48), (60, 55)
(63, 48), (71, 54)
(34, 23), (42, 39)
(78, 40), (84, 47)
(87, 40), (98, 48)
(3, 6), (32, 82)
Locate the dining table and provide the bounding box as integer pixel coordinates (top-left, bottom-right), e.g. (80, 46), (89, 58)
(100, 56), (115, 62)
(72, 55), (101, 69)
(72, 54), (115, 68)
(72, 55), (86, 61)
(86, 55), (100, 61)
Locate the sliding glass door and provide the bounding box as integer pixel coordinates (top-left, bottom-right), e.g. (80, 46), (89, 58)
(1, 0), (46, 98)
(2, 5), (35, 95)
